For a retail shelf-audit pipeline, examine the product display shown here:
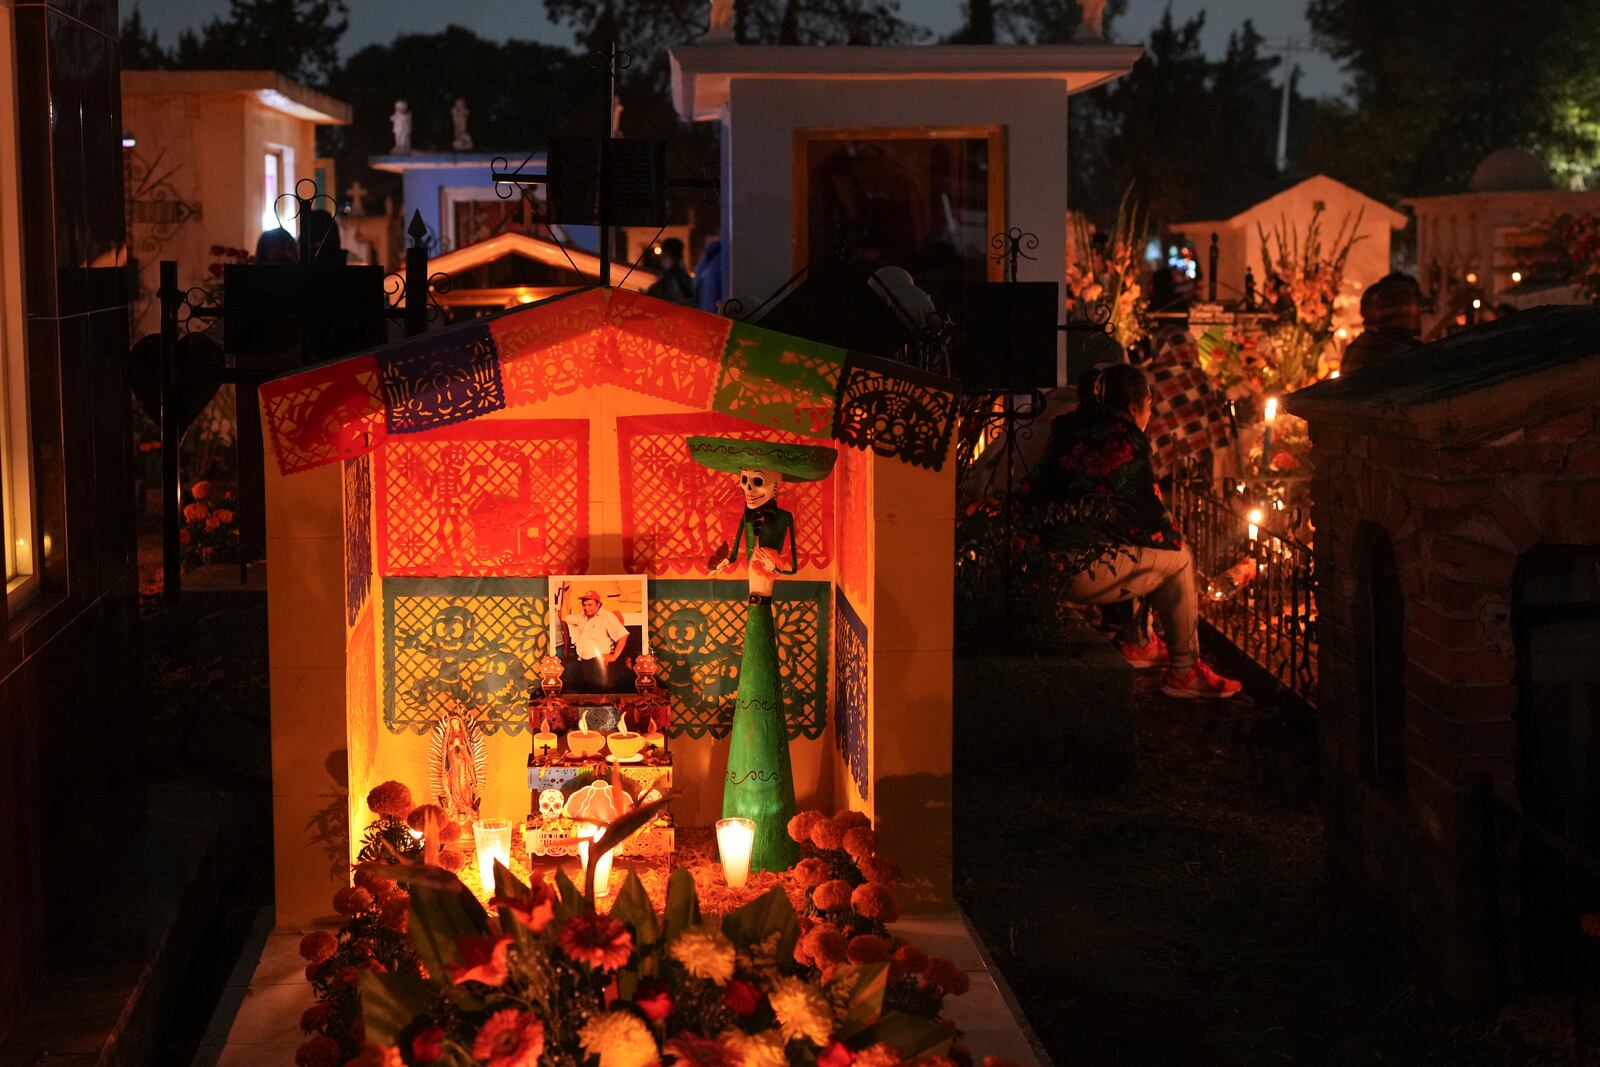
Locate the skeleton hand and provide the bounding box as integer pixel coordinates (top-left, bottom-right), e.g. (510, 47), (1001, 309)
(751, 547), (781, 575)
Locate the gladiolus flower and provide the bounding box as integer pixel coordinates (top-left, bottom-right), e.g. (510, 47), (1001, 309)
(365, 780), (413, 816)
(721, 978), (763, 1017)
(445, 932), (512, 986)
(559, 913), (634, 971)
(298, 930), (338, 964)
(332, 886), (373, 916)
(812, 879), (852, 913)
(850, 882), (900, 923)
(471, 1009), (546, 1067)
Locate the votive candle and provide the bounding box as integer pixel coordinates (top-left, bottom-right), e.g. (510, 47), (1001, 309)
(577, 827), (614, 896)
(716, 817), (756, 889)
(473, 818), (512, 895)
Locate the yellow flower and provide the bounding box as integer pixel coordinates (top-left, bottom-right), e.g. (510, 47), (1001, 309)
(718, 1029), (787, 1067)
(669, 923), (736, 985)
(578, 1011), (657, 1067)
(768, 976), (833, 1046)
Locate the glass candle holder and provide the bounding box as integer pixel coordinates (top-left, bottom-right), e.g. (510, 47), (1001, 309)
(716, 817), (756, 889)
(577, 826), (614, 897)
(473, 818), (513, 895)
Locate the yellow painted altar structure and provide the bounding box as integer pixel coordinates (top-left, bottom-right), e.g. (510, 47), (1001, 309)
(260, 288), (957, 922)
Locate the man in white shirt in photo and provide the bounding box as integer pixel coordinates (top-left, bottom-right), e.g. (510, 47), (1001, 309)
(561, 588), (632, 692)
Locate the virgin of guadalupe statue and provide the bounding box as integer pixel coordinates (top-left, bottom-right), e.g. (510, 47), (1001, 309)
(687, 435), (837, 871)
(429, 701), (486, 838)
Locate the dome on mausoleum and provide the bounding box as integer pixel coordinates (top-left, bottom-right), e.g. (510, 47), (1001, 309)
(1470, 148), (1552, 193)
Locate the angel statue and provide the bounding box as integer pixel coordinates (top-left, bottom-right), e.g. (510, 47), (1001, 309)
(687, 435), (837, 872)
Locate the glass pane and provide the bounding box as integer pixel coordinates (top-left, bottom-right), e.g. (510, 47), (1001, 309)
(804, 135), (992, 311)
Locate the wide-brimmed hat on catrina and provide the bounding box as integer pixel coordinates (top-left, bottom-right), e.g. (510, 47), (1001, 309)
(685, 436), (838, 482)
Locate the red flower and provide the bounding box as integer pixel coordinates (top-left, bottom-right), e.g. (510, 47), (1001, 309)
(1269, 450), (1300, 472)
(635, 980), (673, 1023)
(366, 780), (413, 816)
(445, 932), (512, 986)
(833, 811), (871, 833)
(818, 1041), (856, 1067)
(294, 1036), (342, 1067)
(490, 879), (556, 933)
(298, 930), (338, 964)
(190, 480), (212, 500)
(721, 978), (763, 1017)
(558, 913), (633, 971)
(333, 886), (374, 916)
(410, 1026), (446, 1064)
(470, 1009), (545, 1067)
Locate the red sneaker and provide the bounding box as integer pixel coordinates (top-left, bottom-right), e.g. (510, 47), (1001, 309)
(1161, 661), (1243, 700)
(1117, 634), (1169, 668)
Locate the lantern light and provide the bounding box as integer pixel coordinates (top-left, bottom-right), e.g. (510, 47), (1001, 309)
(1511, 270), (1523, 283)
(1466, 271), (1478, 285)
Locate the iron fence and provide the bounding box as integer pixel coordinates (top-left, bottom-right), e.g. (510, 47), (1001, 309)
(1168, 473), (1318, 706)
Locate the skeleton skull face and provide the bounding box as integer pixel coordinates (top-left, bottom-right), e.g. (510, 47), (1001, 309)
(538, 788), (565, 819)
(738, 467), (781, 509)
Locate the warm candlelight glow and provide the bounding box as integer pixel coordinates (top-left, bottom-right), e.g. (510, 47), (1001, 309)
(716, 817), (756, 889)
(1512, 270), (1523, 283)
(1264, 397), (1278, 425)
(578, 827), (614, 896)
(473, 818), (512, 896)
(641, 716), (665, 751)
(533, 716), (557, 759)
(568, 708), (603, 757)
(1248, 507), (1263, 542)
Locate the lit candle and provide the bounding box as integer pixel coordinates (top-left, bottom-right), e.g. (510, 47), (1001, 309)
(1260, 396), (1278, 474)
(641, 716), (665, 753)
(473, 818), (513, 896)
(606, 710), (644, 760)
(577, 827), (614, 896)
(533, 716), (558, 760)
(716, 817), (756, 889)
(567, 708), (604, 757)
(1248, 507), (1263, 542)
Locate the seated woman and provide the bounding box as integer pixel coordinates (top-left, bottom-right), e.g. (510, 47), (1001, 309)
(1030, 363), (1242, 700)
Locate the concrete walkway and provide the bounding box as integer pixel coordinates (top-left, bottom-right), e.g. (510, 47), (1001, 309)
(196, 909), (1051, 1066)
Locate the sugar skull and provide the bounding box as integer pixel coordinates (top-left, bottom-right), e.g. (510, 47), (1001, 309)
(538, 788), (565, 819)
(738, 467), (781, 509)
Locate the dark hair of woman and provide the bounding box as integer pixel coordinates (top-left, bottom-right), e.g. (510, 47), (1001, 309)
(1090, 362), (1150, 412)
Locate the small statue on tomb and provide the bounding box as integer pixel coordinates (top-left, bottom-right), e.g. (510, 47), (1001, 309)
(451, 98), (473, 151)
(1076, 0), (1107, 40)
(687, 436), (837, 872)
(429, 702), (485, 835)
(390, 100), (413, 154)
(703, 0), (736, 42)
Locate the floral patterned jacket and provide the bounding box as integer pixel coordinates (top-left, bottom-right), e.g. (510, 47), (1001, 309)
(1028, 402), (1184, 552)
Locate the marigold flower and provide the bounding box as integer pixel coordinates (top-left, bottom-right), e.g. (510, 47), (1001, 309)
(299, 1002), (333, 1033)
(787, 810), (827, 843)
(854, 1044), (908, 1067)
(846, 933), (891, 965)
(471, 1009), (546, 1067)
(770, 976), (834, 1046)
(294, 1036), (341, 1067)
(405, 804), (445, 833)
(890, 943), (928, 979)
(578, 1009), (658, 1067)
(721, 977), (763, 1016)
(668, 922), (736, 984)
(560, 913), (634, 971)
(438, 849), (465, 872)
(664, 1033), (741, 1067)
(191, 480), (212, 500)
(812, 879), (853, 913)
(353, 869), (395, 896)
(809, 820), (843, 851)
(298, 930), (338, 964)
(718, 1029), (786, 1067)
(850, 882), (900, 923)
(817, 1041), (856, 1067)
(212, 508), (235, 524)
(490, 878), (555, 933)
(793, 857), (829, 888)
(178, 528), (192, 545)
(332, 886), (374, 916)
(365, 780), (413, 816)
(922, 955), (970, 996)
(410, 1027), (446, 1064)
(445, 932), (512, 986)
(799, 926), (848, 968)
(380, 897), (409, 934)
(857, 856), (900, 885)
(183, 502), (209, 523)
(841, 827), (876, 860)
(833, 810), (871, 833)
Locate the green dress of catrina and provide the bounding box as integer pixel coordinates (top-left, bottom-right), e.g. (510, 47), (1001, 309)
(721, 501), (800, 872)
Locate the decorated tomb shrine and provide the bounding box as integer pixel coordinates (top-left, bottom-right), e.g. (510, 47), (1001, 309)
(261, 286), (959, 921)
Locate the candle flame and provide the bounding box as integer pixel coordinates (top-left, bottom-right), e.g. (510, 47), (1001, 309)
(619, 709), (630, 734)
(540, 716), (549, 733)
(1248, 507), (1264, 525)
(579, 708), (590, 733)
(1264, 397), (1278, 424)
(648, 716), (656, 733)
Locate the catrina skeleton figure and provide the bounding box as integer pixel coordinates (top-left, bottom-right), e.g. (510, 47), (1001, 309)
(687, 435), (838, 872)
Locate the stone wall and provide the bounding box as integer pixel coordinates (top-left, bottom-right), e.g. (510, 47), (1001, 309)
(1308, 404), (1600, 1003)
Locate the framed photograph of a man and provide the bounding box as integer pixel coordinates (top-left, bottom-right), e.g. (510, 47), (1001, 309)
(548, 575), (650, 695)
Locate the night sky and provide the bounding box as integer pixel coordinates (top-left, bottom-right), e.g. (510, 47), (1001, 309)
(128, 0), (1348, 98)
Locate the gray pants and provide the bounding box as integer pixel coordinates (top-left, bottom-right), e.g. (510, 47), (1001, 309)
(1066, 545), (1199, 671)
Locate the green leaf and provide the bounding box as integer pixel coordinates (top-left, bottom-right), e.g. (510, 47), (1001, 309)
(358, 969), (431, 1046)
(720, 885), (798, 969)
(554, 867), (591, 921)
(663, 867), (702, 944)
(853, 1011), (954, 1061)
(609, 871), (660, 947)
(827, 962), (889, 1038)
(406, 870), (490, 994)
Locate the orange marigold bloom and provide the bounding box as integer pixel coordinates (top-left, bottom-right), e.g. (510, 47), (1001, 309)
(923, 955), (970, 996)
(809, 820), (843, 851)
(799, 926), (849, 968)
(183, 502), (209, 524)
(365, 780), (413, 816)
(300, 1002), (333, 1033)
(787, 810), (827, 844)
(559, 913), (634, 971)
(471, 1010), (546, 1067)
(793, 857), (829, 888)
(812, 879), (853, 913)
(190, 480), (212, 500)
(846, 934), (891, 965)
(833, 810), (871, 833)
(380, 897), (409, 934)
(890, 943), (928, 979)
(212, 508), (235, 524)
(857, 856), (900, 885)
(406, 804), (445, 833)
(294, 1036), (341, 1067)
(854, 1044), (907, 1067)
(841, 827), (876, 860)
(446, 932), (513, 986)
(850, 882), (900, 923)
(332, 886), (374, 917)
(298, 930), (338, 964)
(354, 868), (395, 896)
(438, 849), (466, 872)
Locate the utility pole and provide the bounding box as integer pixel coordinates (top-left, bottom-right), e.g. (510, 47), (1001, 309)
(1264, 39), (1308, 174)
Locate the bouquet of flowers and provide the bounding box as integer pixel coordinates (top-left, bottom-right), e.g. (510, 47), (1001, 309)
(1065, 189), (1149, 351)
(1550, 213), (1600, 301)
(1255, 207), (1364, 389)
(178, 480), (241, 572)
